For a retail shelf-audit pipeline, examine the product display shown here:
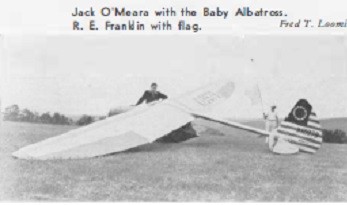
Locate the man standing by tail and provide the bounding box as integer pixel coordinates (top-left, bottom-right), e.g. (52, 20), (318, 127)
(263, 105), (279, 145)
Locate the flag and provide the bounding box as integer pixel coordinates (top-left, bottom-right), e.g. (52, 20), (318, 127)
(244, 84), (262, 106)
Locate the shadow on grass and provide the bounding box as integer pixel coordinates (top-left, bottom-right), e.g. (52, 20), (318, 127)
(102, 133), (243, 159)
(102, 141), (186, 158)
(103, 128), (204, 158)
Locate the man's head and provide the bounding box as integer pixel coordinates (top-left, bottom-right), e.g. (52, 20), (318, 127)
(150, 83), (158, 92)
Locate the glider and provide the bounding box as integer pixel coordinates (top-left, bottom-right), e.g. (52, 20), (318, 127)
(12, 80), (322, 160)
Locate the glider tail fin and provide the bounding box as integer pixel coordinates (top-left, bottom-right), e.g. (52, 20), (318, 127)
(275, 99), (323, 153)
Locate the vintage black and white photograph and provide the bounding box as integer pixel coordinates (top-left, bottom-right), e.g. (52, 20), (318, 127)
(0, 33), (346, 201)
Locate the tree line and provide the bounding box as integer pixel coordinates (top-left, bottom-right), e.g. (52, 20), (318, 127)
(2, 104), (101, 126)
(2, 104), (347, 144)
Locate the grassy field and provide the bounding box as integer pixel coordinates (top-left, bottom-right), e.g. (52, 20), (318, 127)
(0, 120), (346, 201)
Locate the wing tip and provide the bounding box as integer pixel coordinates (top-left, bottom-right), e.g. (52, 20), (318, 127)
(12, 149), (27, 159)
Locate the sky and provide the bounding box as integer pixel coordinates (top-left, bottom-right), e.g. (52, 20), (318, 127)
(1, 34), (347, 119)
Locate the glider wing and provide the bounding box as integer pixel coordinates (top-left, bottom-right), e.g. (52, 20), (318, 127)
(12, 80), (236, 160)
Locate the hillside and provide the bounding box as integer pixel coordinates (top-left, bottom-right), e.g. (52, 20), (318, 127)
(321, 118), (347, 133)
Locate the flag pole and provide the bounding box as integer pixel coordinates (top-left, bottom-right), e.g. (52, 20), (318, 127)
(250, 58), (265, 115)
(256, 84), (265, 114)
